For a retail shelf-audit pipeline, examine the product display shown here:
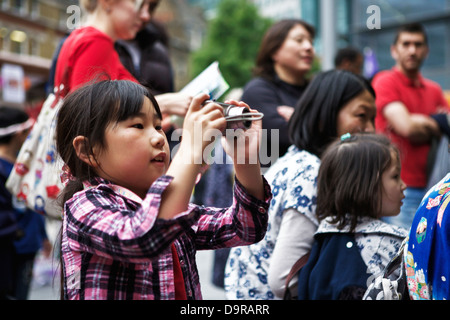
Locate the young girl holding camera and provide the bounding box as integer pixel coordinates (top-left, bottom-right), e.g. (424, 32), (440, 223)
(55, 79), (271, 300)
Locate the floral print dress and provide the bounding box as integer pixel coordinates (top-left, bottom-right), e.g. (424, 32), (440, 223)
(404, 173), (450, 300)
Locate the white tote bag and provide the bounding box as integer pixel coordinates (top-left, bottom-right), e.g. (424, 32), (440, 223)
(6, 92), (65, 219)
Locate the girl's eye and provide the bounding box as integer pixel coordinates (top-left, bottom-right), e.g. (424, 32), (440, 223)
(132, 123), (144, 129)
(392, 172), (401, 180)
(154, 119), (163, 131)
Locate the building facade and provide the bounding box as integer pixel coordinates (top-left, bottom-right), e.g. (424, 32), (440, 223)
(0, 0), (72, 108)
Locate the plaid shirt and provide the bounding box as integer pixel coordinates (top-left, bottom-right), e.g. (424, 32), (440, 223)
(62, 175), (271, 300)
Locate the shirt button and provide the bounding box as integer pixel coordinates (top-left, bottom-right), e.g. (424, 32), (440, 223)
(258, 206), (266, 213)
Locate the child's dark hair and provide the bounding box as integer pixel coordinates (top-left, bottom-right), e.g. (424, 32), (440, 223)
(55, 79), (161, 206)
(316, 133), (400, 232)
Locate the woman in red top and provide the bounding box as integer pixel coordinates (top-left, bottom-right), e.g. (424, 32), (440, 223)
(54, 0), (151, 95)
(54, 0), (191, 130)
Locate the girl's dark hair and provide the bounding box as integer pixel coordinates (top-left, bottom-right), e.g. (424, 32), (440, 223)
(55, 79), (161, 205)
(288, 69), (376, 157)
(316, 133), (399, 232)
(253, 19), (315, 79)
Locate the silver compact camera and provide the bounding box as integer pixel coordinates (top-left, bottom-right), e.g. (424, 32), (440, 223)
(202, 100), (264, 130)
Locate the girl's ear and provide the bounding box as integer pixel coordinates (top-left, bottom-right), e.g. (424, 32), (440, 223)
(73, 136), (99, 168)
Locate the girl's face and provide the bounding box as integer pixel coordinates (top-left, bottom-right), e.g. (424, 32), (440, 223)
(380, 151), (406, 217)
(272, 24), (315, 83)
(93, 96), (170, 198)
(109, 0), (151, 40)
(336, 89), (376, 136)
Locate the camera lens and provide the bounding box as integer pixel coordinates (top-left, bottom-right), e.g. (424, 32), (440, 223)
(224, 106), (251, 130)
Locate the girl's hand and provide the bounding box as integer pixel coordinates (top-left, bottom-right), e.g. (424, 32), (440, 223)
(180, 93), (227, 165)
(161, 94), (226, 219)
(221, 99), (262, 166)
(220, 99), (264, 200)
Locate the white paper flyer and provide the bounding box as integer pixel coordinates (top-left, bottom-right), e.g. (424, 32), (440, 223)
(180, 61), (229, 100)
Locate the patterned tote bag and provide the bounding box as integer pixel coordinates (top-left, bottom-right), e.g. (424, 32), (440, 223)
(6, 88), (66, 219)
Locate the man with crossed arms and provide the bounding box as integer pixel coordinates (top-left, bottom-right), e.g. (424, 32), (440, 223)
(373, 23), (449, 230)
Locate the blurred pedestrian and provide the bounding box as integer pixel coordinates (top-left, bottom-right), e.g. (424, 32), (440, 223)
(114, 0), (192, 145)
(50, 0), (191, 132)
(116, 1), (173, 96)
(334, 47), (364, 75)
(372, 23), (449, 230)
(240, 19), (315, 169)
(0, 106), (51, 300)
(53, 0), (151, 96)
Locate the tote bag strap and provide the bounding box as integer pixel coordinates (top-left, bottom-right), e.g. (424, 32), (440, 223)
(283, 252), (310, 300)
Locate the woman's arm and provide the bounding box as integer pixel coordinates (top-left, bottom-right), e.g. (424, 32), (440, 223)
(268, 208), (316, 298)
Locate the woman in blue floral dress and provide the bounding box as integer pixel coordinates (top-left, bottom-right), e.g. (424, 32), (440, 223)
(224, 70), (377, 299)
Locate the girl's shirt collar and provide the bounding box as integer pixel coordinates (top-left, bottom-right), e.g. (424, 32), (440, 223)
(316, 215), (408, 237)
(83, 177), (142, 204)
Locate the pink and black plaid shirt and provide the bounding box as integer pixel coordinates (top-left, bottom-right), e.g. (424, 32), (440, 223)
(61, 175), (271, 300)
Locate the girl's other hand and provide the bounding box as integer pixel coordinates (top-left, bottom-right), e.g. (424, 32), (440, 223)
(221, 99), (262, 166)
